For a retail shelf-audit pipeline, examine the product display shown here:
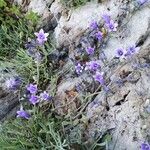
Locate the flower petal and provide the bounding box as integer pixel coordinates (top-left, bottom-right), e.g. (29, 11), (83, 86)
(39, 29), (44, 34)
(34, 32), (39, 36)
(45, 33), (49, 37)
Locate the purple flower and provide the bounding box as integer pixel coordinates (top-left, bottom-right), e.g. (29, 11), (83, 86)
(75, 63), (84, 75)
(95, 31), (103, 41)
(34, 29), (49, 45)
(102, 14), (111, 24)
(29, 95), (39, 105)
(27, 84), (38, 94)
(102, 14), (118, 32)
(94, 72), (104, 85)
(5, 77), (21, 90)
(85, 61), (100, 71)
(116, 48), (125, 58)
(141, 143), (150, 150)
(86, 47), (95, 55)
(106, 20), (118, 32)
(127, 45), (140, 54)
(137, 0), (149, 5)
(90, 21), (99, 30)
(17, 107), (30, 119)
(40, 91), (51, 101)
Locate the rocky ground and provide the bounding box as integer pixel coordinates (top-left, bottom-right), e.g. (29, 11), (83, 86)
(1, 0), (150, 149)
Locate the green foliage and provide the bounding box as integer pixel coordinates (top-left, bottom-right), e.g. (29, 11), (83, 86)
(0, 23), (33, 59)
(0, 1), (110, 150)
(61, 0), (91, 8)
(0, 110), (68, 150)
(25, 11), (39, 26)
(0, 1), (47, 85)
(0, 110), (106, 150)
(0, 1), (38, 59)
(0, 0), (6, 8)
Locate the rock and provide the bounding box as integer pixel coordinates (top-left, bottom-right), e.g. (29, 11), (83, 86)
(104, 6), (150, 60)
(50, 0), (64, 19)
(85, 45), (150, 149)
(14, 0), (53, 15)
(54, 72), (97, 116)
(0, 68), (20, 122)
(54, 78), (81, 116)
(53, 0), (124, 47)
(14, 0), (57, 31)
(52, 1), (150, 147)
(11, 0), (150, 149)
(0, 89), (19, 121)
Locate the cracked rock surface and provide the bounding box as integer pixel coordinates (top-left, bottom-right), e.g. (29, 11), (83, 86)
(0, 69), (19, 122)
(5, 0), (150, 149)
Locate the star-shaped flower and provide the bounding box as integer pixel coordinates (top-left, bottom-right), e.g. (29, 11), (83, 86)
(106, 20), (118, 32)
(141, 143), (150, 150)
(94, 72), (105, 85)
(116, 48), (126, 59)
(40, 91), (51, 101)
(17, 107), (30, 119)
(102, 14), (111, 24)
(85, 61), (100, 71)
(137, 0), (149, 5)
(34, 29), (49, 45)
(27, 84), (38, 94)
(95, 31), (103, 41)
(75, 63), (84, 75)
(86, 47), (95, 55)
(90, 21), (99, 30)
(29, 95), (39, 105)
(5, 77), (21, 90)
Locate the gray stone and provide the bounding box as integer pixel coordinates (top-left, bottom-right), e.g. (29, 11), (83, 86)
(12, 0), (150, 149)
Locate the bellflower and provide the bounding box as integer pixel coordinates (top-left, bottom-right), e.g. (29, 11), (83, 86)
(75, 63), (84, 75)
(85, 61), (100, 71)
(34, 29), (49, 45)
(27, 84), (38, 94)
(90, 21), (99, 30)
(127, 45), (140, 54)
(95, 31), (103, 41)
(137, 0), (149, 5)
(102, 14), (111, 24)
(141, 143), (150, 150)
(124, 45), (140, 58)
(86, 47), (95, 55)
(29, 95), (39, 105)
(17, 107), (30, 119)
(116, 48), (125, 58)
(106, 20), (118, 32)
(102, 14), (118, 32)
(40, 91), (51, 101)
(94, 72), (104, 85)
(5, 77), (21, 90)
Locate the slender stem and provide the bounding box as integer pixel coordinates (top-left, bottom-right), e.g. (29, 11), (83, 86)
(36, 61), (40, 85)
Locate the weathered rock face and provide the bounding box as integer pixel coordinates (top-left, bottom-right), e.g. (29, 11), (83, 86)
(9, 0), (150, 149)
(0, 89), (19, 121)
(0, 69), (19, 122)
(51, 1), (150, 149)
(85, 45), (150, 149)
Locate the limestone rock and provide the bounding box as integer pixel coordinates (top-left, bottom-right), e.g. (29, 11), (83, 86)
(11, 0), (150, 149)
